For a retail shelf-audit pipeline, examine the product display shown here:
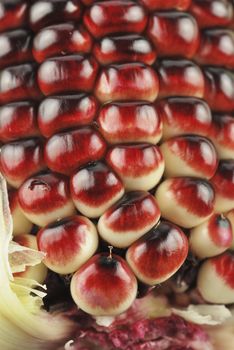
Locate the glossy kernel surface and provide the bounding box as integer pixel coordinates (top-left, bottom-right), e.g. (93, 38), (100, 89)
(70, 253), (138, 316)
(157, 97), (212, 140)
(196, 29), (234, 69)
(38, 94), (99, 138)
(126, 221), (189, 285)
(38, 55), (99, 96)
(0, 101), (39, 142)
(29, 0), (83, 31)
(0, 30), (32, 69)
(0, 1), (27, 32)
(211, 160), (234, 213)
(148, 12), (200, 58)
(158, 59), (205, 98)
(98, 191), (161, 248)
(84, 1), (147, 38)
(210, 114), (234, 160)
(106, 144), (165, 191)
(97, 101), (162, 144)
(37, 215), (99, 274)
(33, 23), (92, 63)
(44, 127), (107, 175)
(95, 63), (159, 102)
(160, 135), (218, 179)
(0, 138), (45, 188)
(155, 177), (215, 228)
(94, 35), (157, 65)
(190, 0), (233, 28)
(70, 162), (124, 218)
(18, 172), (75, 227)
(203, 67), (234, 112)
(0, 64), (41, 104)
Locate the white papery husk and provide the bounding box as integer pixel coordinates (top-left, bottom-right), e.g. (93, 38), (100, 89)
(0, 174), (76, 350)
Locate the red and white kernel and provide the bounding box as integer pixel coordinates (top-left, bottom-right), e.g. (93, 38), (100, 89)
(106, 144), (165, 191)
(37, 215), (99, 275)
(160, 135), (218, 179)
(197, 252), (234, 304)
(211, 160), (234, 213)
(97, 101), (162, 145)
(155, 177), (215, 228)
(70, 162), (124, 218)
(95, 63), (159, 103)
(98, 191), (161, 248)
(18, 172), (76, 227)
(70, 252), (138, 316)
(126, 221), (189, 285)
(189, 214), (233, 259)
(157, 97), (212, 141)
